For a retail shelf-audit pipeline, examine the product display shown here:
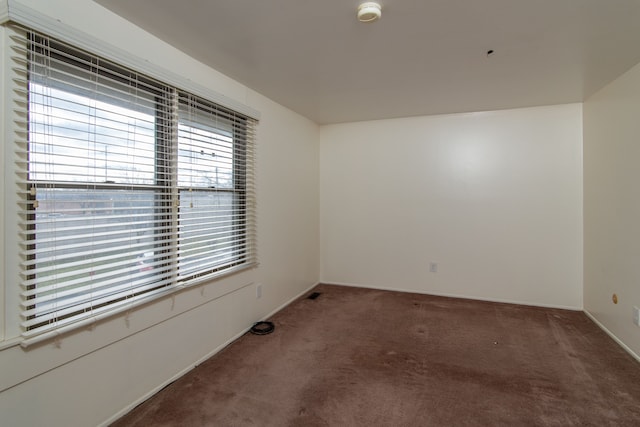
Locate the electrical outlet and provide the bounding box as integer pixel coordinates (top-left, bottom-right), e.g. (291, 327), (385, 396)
(633, 306), (640, 327)
(429, 262), (438, 273)
(256, 283), (263, 299)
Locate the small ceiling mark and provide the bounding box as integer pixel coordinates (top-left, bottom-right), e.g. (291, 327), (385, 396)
(486, 49), (495, 57)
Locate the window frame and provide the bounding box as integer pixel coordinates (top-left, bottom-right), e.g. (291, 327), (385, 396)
(176, 95), (252, 282)
(5, 25), (258, 345)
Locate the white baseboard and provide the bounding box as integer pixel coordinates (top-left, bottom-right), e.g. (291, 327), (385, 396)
(583, 310), (640, 363)
(99, 329), (247, 426)
(101, 281), (320, 427)
(258, 281), (320, 322)
(321, 281), (583, 311)
(102, 281), (638, 426)
(324, 281), (640, 362)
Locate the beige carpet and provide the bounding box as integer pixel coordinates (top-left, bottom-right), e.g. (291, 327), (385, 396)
(112, 284), (640, 426)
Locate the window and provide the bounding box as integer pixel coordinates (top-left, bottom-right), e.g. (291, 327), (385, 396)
(177, 95), (253, 281)
(9, 28), (257, 342)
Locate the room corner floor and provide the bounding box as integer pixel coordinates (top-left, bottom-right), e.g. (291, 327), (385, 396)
(112, 284), (640, 426)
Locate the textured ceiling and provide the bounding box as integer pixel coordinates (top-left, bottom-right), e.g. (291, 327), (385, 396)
(95, 0), (640, 124)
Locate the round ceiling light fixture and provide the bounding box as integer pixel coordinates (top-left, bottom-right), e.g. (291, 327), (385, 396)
(358, 2), (382, 23)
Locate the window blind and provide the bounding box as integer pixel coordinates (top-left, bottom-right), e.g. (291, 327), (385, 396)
(176, 94), (257, 280)
(7, 25), (258, 344)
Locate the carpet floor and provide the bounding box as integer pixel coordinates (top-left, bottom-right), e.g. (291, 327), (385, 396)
(112, 284), (640, 426)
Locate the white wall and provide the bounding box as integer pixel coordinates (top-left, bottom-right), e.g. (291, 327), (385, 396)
(320, 104), (583, 309)
(5, 0), (639, 423)
(0, 1), (319, 426)
(583, 61), (640, 358)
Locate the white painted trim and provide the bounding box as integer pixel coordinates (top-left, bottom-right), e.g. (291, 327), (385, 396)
(258, 281), (320, 322)
(583, 310), (640, 363)
(100, 281), (319, 426)
(0, 337), (21, 351)
(0, 0), (8, 25)
(0, 22), (6, 343)
(98, 326), (250, 426)
(4, 0), (259, 120)
(323, 281), (583, 311)
(20, 263), (258, 348)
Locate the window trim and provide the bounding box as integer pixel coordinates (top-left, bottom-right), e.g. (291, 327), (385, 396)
(4, 22), (258, 347)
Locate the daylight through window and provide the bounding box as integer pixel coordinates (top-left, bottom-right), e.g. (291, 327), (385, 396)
(11, 28), (257, 340)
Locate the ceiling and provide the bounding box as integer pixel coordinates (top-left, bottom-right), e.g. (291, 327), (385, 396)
(95, 0), (640, 124)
